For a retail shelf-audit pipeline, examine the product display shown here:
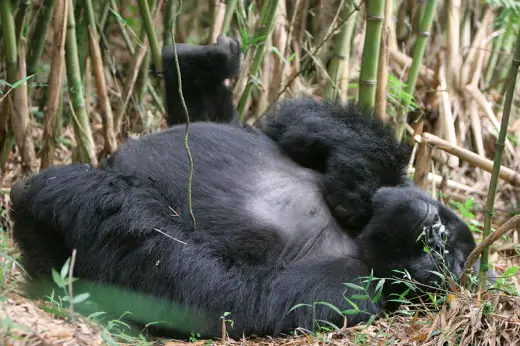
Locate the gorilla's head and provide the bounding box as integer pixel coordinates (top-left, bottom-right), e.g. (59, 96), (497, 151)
(357, 186), (488, 293)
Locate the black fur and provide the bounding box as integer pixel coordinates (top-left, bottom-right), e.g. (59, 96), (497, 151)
(162, 34), (242, 125)
(10, 99), (482, 339)
(260, 99), (411, 232)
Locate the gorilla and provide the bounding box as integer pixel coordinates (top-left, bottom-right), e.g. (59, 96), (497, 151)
(161, 34), (242, 126)
(9, 37), (489, 339)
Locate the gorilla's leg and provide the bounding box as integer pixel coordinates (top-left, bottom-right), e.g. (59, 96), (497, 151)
(261, 98), (410, 232)
(162, 34), (242, 125)
(9, 164), (385, 338)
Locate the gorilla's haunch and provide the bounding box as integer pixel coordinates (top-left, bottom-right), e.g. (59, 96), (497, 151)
(10, 98), (483, 339)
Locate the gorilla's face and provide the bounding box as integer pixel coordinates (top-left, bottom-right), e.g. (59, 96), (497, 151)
(358, 186), (477, 290)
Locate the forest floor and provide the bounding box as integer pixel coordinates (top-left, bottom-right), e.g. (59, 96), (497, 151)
(0, 126), (519, 346)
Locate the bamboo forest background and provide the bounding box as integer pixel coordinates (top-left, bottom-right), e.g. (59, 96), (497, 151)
(0, 0), (520, 345)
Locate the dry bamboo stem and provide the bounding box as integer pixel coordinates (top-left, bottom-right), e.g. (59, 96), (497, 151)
(40, 0), (68, 169)
(465, 85), (517, 158)
(88, 26), (117, 155)
(416, 132), (520, 187)
(438, 60), (459, 168)
(389, 48), (434, 83)
(210, 1), (226, 43)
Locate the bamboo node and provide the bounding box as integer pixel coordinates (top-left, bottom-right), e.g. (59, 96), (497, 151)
(358, 79), (376, 85)
(366, 15), (384, 22)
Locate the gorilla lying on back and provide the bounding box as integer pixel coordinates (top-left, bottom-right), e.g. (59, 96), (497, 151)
(10, 38), (487, 339)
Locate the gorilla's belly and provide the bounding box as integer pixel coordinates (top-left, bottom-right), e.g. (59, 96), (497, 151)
(244, 165), (360, 265)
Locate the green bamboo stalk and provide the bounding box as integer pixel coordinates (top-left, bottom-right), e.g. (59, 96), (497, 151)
(27, 0), (55, 75)
(324, 1), (355, 101)
(109, 0), (165, 114)
(358, 0), (385, 109)
(99, 0), (111, 31)
(74, 1), (89, 79)
(65, 0), (97, 165)
(163, 0), (177, 47)
(484, 31), (504, 88)
(1, 0), (19, 94)
(0, 0), (37, 172)
(237, 0), (279, 120)
(137, 0), (162, 72)
(14, 0), (31, 40)
(84, 0), (98, 37)
(395, 0), (438, 142)
(221, 0), (237, 35)
(478, 30), (520, 291)
(136, 0), (157, 102)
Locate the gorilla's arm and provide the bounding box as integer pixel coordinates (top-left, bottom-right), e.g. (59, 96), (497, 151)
(162, 35), (242, 125)
(10, 165), (384, 338)
(261, 99), (411, 231)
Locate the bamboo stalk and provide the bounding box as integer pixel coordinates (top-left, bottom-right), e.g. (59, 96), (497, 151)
(358, 0), (385, 108)
(389, 48), (434, 83)
(40, 0), (68, 169)
(88, 26), (117, 155)
(109, 0), (165, 115)
(374, 0), (392, 120)
(445, 0), (461, 92)
(209, 0), (226, 43)
(14, 0), (32, 41)
(395, 0), (438, 142)
(339, 4), (358, 102)
(137, 0), (162, 72)
(65, 0), (97, 165)
(438, 60), (459, 168)
(27, 0), (55, 76)
(464, 84), (516, 157)
(0, 0), (37, 173)
(477, 30), (520, 291)
(221, 0), (237, 35)
(324, 0), (354, 101)
(237, 0), (279, 120)
(415, 132), (520, 187)
(163, 0), (177, 47)
(268, 0), (288, 104)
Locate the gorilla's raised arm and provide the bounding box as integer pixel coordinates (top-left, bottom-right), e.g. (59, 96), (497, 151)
(162, 35), (242, 125)
(260, 99), (411, 232)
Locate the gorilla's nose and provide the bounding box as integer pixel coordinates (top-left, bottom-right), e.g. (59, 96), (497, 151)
(10, 177), (29, 208)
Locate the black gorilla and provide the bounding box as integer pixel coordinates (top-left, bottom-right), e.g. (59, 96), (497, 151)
(161, 34), (242, 126)
(10, 98), (484, 338)
(10, 37), (488, 339)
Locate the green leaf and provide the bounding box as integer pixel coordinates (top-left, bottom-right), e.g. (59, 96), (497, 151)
(71, 293), (90, 304)
(314, 302), (344, 317)
(60, 258), (71, 279)
(344, 283), (365, 291)
(51, 268), (67, 288)
(11, 74), (35, 89)
(351, 294), (370, 300)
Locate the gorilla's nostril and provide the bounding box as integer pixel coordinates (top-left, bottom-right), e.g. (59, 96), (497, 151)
(10, 177), (29, 207)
